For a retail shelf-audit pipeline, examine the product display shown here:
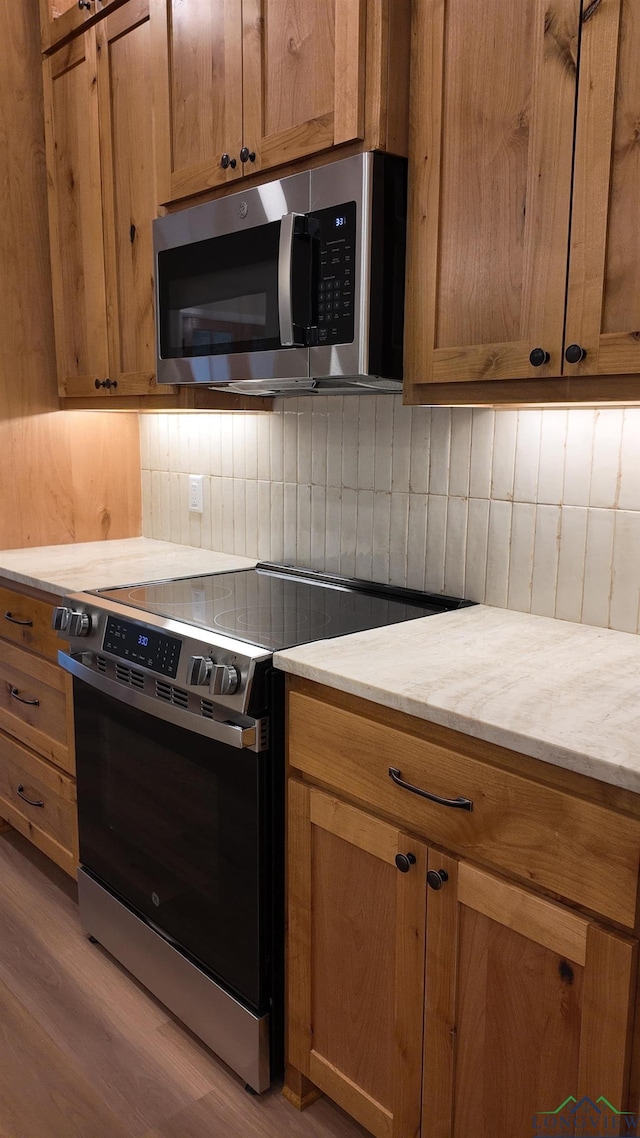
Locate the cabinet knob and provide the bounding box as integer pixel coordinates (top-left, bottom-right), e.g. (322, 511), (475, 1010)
(220, 153), (237, 170)
(94, 378), (117, 390)
(565, 343), (587, 364)
(427, 869), (449, 891)
(240, 147), (256, 164)
(395, 852), (416, 873)
(529, 348), (550, 367)
(78, 0), (92, 9)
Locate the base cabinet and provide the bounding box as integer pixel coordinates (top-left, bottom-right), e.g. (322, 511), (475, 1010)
(424, 853), (637, 1138)
(0, 581), (77, 878)
(285, 679), (640, 1138)
(288, 781), (426, 1138)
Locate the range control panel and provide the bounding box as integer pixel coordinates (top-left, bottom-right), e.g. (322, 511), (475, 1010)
(103, 616), (181, 678)
(312, 201), (356, 345)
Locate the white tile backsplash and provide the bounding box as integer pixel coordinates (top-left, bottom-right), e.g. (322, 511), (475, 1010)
(140, 401), (640, 634)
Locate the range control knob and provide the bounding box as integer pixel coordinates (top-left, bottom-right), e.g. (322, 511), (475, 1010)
(52, 606), (71, 632)
(187, 655), (213, 686)
(67, 610), (91, 637)
(211, 663), (240, 696)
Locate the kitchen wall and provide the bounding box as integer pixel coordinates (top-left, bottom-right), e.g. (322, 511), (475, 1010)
(140, 401), (640, 635)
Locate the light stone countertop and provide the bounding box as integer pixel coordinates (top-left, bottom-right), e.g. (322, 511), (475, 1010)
(0, 538), (257, 596)
(274, 604), (640, 794)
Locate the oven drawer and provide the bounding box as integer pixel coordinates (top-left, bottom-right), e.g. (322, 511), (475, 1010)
(287, 688), (640, 927)
(0, 640), (73, 774)
(0, 729), (77, 877)
(0, 585), (66, 662)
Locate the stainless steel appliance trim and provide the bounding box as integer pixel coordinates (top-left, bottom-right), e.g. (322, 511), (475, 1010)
(58, 651), (266, 751)
(56, 590), (273, 717)
(278, 212), (300, 346)
(310, 152), (372, 380)
(78, 869), (271, 1094)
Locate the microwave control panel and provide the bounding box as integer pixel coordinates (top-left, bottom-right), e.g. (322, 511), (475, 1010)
(311, 201), (356, 345)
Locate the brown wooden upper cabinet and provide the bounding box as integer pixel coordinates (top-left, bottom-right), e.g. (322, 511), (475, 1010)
(404, 0), (640, 406)
(151, 0), (410, 206)
(39, 0), (127, 53)
(42, 0), (175, 400)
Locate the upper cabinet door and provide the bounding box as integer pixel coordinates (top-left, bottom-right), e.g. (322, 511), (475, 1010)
(404, 0), (580, 399)
(151, 0), (244, 204)
(241, 0), (366, 176)
(564, 0), (640, 381)
(43, 34), (110, 397)
(97, 0), (172, 396)
(39, 0), (125, 53)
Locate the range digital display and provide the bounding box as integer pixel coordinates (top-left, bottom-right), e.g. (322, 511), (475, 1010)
(103, 617), (180, 678)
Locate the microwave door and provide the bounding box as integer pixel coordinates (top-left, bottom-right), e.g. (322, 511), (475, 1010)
(154, 174), (311, 385)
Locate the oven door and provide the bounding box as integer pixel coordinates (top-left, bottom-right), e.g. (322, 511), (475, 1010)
(153, 169), (313, 385)
(71, 672), (272, 1015)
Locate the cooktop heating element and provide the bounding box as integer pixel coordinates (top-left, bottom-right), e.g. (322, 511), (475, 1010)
(93, 561), (470, 653)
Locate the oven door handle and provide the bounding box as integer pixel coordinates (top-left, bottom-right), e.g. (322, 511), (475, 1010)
(57, 651), (266, 752)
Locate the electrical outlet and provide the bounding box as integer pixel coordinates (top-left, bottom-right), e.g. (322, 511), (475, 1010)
(188, 474), (203, 513)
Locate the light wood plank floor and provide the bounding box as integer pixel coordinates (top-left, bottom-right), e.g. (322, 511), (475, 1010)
(0, 831), (368, 1138)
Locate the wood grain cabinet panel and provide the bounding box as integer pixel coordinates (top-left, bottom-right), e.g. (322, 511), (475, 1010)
(43, 0), (177, 401)
(39, 0), (127, 54)
(405, 0), (640, 404)
(0, 587), (68, 663)
(152, 0), (408, 206)
(287, 781), (426, 1138)
(288, 689), (640, 927)
(564, 0), (640, 382)
(43, 33), (110, 398)
(0, 641), (73, 775)
(424, 854), (637, 1138)
(0, 583), (77, 878)
(0, 731), (77, 878)
(285, 680), (640, 1136)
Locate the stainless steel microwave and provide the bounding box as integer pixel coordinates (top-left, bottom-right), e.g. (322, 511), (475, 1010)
(153, 152), (407, 397)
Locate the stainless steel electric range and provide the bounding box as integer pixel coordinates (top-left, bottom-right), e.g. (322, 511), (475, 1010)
(53, 563), (471, 1092)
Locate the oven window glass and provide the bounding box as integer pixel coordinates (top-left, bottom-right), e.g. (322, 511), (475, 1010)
(157, 222), (282, 358)
(73, 679), (270, 1012)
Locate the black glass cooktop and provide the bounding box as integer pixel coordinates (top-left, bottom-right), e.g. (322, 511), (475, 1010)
(96, 563), (470, 653)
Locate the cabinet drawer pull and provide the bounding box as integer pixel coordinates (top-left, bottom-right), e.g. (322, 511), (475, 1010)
(388, 767), (473, 812)
(16, 784), (44, 808)
(4, 611), (33, 627)
(9, 686), (40, 707)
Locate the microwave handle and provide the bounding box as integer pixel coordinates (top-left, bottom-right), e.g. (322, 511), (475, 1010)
(278, 212), (305, 347)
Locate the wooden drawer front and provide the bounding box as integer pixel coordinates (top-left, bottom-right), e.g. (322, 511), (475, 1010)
(0, 730), (77, 877)
(288, 691), (640, 927)
(0, 640), (73, 774)
(0, 586), (64, 662)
